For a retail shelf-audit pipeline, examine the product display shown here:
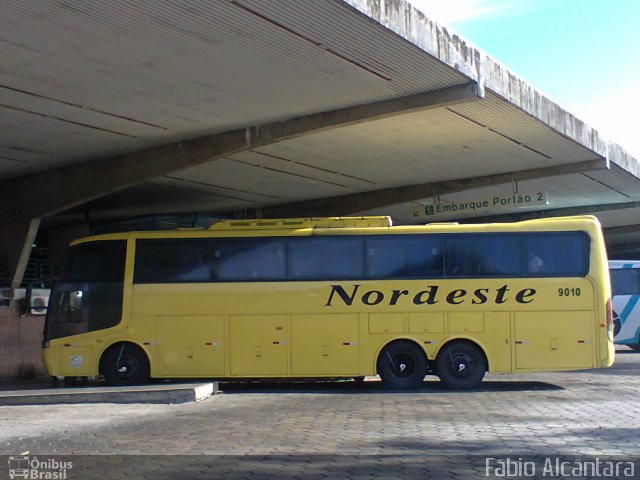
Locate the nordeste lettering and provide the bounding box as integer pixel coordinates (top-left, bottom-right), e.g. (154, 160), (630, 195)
(325, 284), (536, 307)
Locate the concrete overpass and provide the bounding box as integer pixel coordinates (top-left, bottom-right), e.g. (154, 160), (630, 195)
(1, 0), (639, 289)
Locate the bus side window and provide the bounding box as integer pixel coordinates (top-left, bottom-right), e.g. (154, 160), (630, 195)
(290, 237), (363, 280)
(446, 243), (480, 275)
(524, 233), (588, 276)
(365, 236), (442, 279)
(445, 235), (520, 276)
(527, 251), (544, 273)
(610, 268), (640, 295)
(216, 238), (286, 281)
(210, 247), (222, 280)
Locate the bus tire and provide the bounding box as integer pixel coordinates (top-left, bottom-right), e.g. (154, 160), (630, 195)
(436, 341), (487, 390)
(102, 343), (150, 386)
(377, 341), (428, 390)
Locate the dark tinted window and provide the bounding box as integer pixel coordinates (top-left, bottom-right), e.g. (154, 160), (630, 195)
(132, 230), (590, 283)
(366, 236), (442, 279)
(46, 240), (126, 341)
(610, 268), (640, 295)
(216, 238), (286, 281)
(135, 237), (287, 283)
(445, 235), (521, 277)
(63, 241), (126, 282)
(289, 237), (364, 280)
(524, 232), (589, 276)
(135, 239), (214, 283)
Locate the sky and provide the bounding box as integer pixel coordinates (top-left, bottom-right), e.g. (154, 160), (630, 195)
(408, 0), (640, 159)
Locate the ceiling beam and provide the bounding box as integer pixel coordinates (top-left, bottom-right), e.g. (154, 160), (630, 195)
(457, 200), (640, 224)
(605, 224), (640, 237)
(0, 82), (481, 224)
(606, 240), (640, 258)
(253, 158), (608, 218)
(605, 226), (640, 259)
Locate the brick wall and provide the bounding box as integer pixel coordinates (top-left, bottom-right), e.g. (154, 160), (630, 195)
(0, 302), (47, 379)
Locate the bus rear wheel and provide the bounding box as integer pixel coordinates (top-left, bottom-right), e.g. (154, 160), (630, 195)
(436, 341), (487, 390)
(377, 341), (428, 389)
(102, 343), (150, 386)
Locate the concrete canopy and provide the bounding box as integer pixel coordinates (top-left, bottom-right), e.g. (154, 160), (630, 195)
(1, 0), (640, 286)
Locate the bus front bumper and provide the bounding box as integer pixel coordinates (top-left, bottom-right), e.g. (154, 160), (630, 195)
(43, 343), (98, 377)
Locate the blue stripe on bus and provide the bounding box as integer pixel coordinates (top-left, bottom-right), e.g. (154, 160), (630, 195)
(614, 264), (639, 343)
(617, 264), (636, 326)
(619, 295), (640, 326)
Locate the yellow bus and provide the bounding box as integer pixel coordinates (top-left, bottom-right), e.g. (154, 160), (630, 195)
(43, 215), (614, 389)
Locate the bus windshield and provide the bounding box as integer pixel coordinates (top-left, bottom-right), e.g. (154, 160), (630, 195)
(45, 240), (126, 341)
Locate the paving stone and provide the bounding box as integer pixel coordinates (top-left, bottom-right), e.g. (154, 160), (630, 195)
(1, 353), (640, 478)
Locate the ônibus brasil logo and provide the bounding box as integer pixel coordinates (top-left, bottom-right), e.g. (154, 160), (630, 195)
(8, 456), (72, 479)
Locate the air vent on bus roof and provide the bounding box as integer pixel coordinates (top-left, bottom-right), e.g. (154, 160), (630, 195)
(208, 216), (392, 230)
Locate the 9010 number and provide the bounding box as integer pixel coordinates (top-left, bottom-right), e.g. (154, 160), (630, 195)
(558, 287), (581, 297)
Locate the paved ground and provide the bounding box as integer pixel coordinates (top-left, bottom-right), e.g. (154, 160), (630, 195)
(1, 349), (639, 478)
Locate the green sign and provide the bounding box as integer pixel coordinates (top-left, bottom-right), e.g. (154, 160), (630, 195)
(413, 192), (548, 218)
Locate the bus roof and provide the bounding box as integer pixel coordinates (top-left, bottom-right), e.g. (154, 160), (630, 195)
(207, 216), (393, 230)
(69, 215), (602, 245)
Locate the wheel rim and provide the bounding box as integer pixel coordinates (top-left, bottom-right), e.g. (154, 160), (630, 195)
(449, 352), (474, 378)
(391, 353), (415, 378)
(115, 355), (140, 381)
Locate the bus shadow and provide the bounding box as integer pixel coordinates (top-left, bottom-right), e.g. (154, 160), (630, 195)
(2, 376), (566, 393)
(218, 379), (563, 394)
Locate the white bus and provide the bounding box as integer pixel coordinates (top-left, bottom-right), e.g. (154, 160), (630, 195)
(609, 260), (640, 350)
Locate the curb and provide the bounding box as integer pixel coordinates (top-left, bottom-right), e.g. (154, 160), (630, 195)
(0, 382), (217, 405)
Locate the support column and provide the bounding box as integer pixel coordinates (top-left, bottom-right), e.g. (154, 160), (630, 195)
(0, 219), (41, 290)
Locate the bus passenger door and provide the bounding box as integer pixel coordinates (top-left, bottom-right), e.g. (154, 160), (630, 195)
(156, 315), (225, 377)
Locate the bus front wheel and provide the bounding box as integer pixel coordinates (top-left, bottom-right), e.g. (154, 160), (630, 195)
(102, 343), (150, 386)
(436, 341), (486, 390)
(377, 341), (428, 389)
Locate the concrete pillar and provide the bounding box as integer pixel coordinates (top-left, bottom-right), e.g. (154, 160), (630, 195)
(0, 219), (41, 290)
